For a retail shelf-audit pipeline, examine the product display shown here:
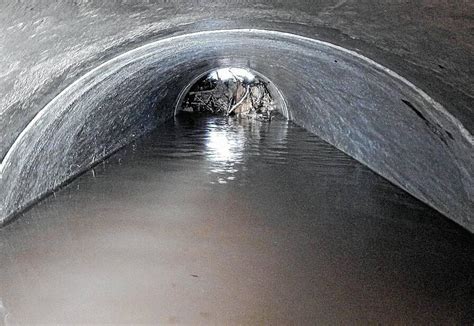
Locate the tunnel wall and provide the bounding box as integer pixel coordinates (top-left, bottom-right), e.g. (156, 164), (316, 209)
(0, 1), (473, 230)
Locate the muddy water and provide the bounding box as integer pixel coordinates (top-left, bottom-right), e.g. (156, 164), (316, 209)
(0, 114), (472, 324)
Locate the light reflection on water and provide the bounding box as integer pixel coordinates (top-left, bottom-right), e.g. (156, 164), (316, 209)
(203, 116), (288, 184)
(206, 119), (245, 183)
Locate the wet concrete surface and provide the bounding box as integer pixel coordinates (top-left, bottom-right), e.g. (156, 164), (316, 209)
(0, 115), (472, 324)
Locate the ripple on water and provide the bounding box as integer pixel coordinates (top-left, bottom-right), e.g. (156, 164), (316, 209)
(0, 113), (472, 324)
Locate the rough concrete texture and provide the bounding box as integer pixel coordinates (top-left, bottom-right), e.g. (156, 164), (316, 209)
(0, 1), (473, 230)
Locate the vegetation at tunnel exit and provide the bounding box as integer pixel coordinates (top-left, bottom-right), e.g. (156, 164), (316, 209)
(181, 68), (276, 121)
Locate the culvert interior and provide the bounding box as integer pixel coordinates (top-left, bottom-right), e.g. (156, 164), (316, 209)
(0, 1), (473, 324)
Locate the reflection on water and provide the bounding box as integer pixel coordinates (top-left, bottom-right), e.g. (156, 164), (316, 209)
(206, 119), (245, 182)
(0, 114), (472, 324)
(204, 116), (287, 184)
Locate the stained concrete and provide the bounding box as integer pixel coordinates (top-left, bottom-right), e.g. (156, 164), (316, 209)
(0, 1), (473, 230)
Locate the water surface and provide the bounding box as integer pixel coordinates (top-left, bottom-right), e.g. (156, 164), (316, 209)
(0, 114), (472, 324)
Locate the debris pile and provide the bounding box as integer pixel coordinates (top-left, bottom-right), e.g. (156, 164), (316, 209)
(181, 68), (275, 120)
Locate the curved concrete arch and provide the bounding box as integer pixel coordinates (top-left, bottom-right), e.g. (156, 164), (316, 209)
(0, 28), (472, 231)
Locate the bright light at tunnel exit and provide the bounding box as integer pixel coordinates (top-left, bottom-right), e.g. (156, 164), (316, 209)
(208, 68), (256, 82)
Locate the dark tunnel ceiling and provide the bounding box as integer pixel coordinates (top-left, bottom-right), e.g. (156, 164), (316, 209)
(0, 1), (473, 231)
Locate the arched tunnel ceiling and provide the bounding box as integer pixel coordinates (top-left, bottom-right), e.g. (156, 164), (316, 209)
(0, 1), (473, 230)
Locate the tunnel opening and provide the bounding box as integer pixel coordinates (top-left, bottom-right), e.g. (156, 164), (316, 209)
(177, 67), (279, 120)
(175, 67), (289, 121)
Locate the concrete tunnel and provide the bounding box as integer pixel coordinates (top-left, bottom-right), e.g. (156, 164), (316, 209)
(0, 1), (473, 323)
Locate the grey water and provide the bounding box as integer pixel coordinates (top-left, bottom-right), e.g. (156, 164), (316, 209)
(0, 114), (472, 324)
